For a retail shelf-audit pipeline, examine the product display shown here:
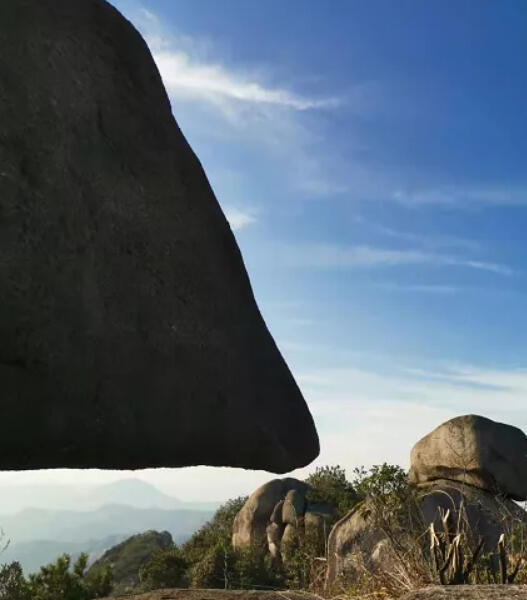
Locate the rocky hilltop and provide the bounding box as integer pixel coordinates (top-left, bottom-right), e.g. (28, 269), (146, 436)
(88, 530), (173, 595)
(326, 415), (527, 589)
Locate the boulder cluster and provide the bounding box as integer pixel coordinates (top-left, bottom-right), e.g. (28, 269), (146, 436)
(232, 478), (335, 563)
(233, 416), (527, 590)
(294, 415), (526, 589)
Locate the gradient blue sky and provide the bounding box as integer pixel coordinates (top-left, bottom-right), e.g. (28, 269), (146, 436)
(3, 0), (527, 500)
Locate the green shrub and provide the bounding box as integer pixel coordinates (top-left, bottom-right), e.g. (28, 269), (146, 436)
(0, 562), (31, 600)
(352, 463), (409, 501)
(27, 553), (112, 600)
(234, 544), (282, 590)
(185, 541), (230, 588)
(181, 496), (247, 588)
(139, 546), (187, 590)
(305, 465), (358, 520)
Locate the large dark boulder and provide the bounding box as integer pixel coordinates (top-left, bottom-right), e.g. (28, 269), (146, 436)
(0, 0), (318, 471)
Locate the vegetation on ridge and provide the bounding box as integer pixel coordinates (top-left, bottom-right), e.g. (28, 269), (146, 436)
(0, 553), (112, 600)
(3, 463), (527, 599)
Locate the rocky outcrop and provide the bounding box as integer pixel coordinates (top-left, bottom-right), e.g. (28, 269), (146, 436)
(232, 479), (309, 549)
(420, 480), (527, 553)
(0, 0), (318, 472)
(409, 415), (527, 500)
(325, 498), (386, 587)
(326, 416), (527, 590)
(88, 530), (172, 595)
(232, 478), (334, 563)
(326, 479), (527, 589)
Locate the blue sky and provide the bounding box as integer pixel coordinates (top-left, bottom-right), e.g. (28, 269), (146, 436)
(3, 0), (527, 500)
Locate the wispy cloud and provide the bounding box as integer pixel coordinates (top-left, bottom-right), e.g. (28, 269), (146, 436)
(279, 243), (514, 275)
(125, 5), (360, 199)
(393, 186), (527, 207)
(223, 207), (256, 231)
(413, 364), (527, 394)
(291, 362), (527, 471)
(135, 12), (338, 115)
(374, 283), (461, 294)
(152, 50), (338, 111)
(355, 218), (479, 252)
(138, 7), (159, 24)
(130, 5), (527, 211)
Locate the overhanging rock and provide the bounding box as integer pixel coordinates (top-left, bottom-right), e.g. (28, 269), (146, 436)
(0, 0), (319, 472)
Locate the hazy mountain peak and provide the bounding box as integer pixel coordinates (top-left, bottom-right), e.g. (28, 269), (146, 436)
(80, 478), (181, 510)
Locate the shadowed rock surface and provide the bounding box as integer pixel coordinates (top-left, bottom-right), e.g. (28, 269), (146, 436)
(326, 479), (527, 588)
(401, 586), (527, 599)
(325, 495), (385, 587)
(0, 0), (318, 472)
(419, 480), (527, 553)
(409, 415), (527, 500)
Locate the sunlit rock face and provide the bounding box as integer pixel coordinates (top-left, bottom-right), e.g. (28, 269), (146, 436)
(325, 415), (527, 591)
(0, 0), (319, 472)
(233, 478), (335, 564)
(409, 415), (527, 500)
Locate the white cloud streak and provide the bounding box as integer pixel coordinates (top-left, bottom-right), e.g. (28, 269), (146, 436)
(126, 6), (352, 197)
(355, 218), (479, 252)
(152, 50), (338, 111)
(223, 207), (256, 231)
(393, 186), (527, 207)
(280, 243), (513, 275)
(374, 283), (461, 294)
(130, 6), (527, 210)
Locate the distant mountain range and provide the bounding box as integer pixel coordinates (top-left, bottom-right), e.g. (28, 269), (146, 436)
(0, 479), (218, 574)
(0, 478), (220, 513)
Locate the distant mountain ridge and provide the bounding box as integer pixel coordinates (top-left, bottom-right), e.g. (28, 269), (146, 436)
(0, 503), (213, 544)
(0, 478), (221, 513)
(0, 479), (218, 574)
